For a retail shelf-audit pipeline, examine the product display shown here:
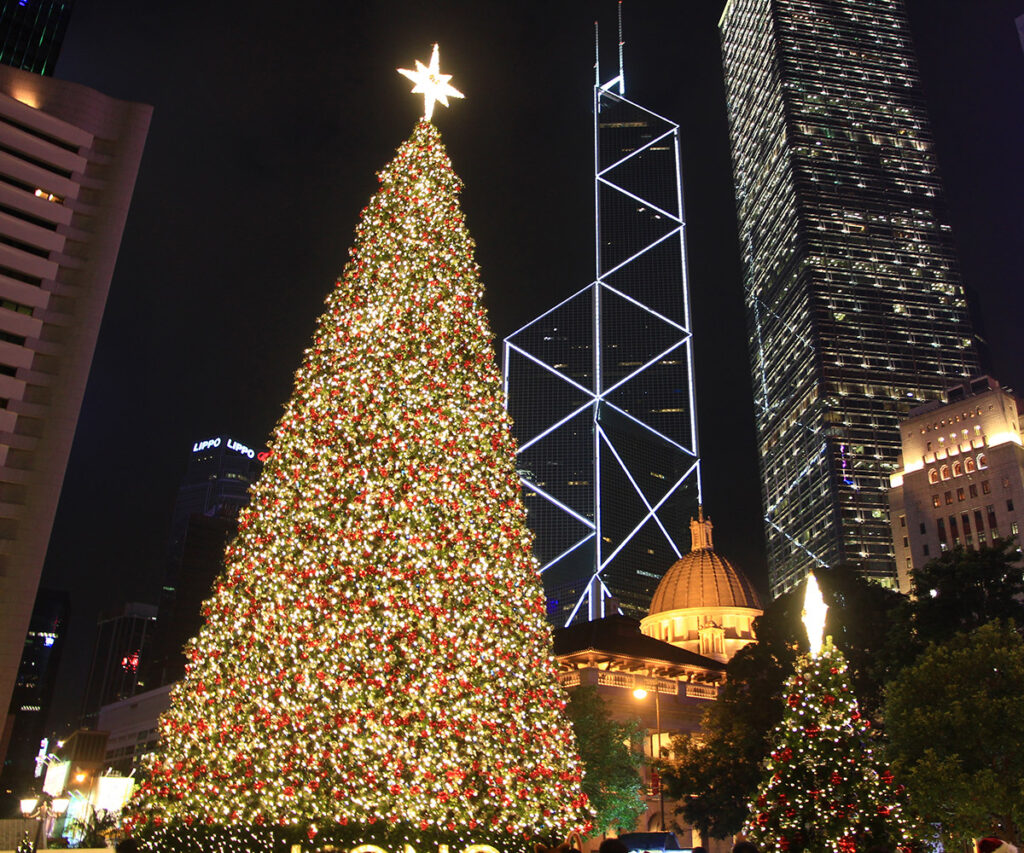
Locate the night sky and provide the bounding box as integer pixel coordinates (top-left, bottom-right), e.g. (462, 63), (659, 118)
(38, 1), (1024, 730)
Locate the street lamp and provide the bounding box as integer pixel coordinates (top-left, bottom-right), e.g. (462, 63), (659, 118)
(19, 795), (38, 817)
(632, 685), (665, 831)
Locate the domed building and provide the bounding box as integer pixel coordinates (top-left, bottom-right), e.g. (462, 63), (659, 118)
(640, 509), (763, 663)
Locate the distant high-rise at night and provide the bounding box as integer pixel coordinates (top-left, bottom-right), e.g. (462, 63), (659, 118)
(0, 0), (75, 76)
(0, 67), (151, 750)
(146, 436), (264, 687)
(0, 588), (67, 804)
(80, 602), (156, 727)
(505, 50), (701, 626)
(719, 0), (980, 597)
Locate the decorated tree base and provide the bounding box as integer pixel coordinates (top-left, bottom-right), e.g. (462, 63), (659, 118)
(138, 821), (564, 853)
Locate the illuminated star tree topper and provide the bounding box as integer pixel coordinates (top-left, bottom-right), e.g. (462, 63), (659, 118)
(398, 43), (464, 121)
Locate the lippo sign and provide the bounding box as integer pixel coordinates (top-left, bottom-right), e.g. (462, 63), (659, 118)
(192, 436), (265, 460)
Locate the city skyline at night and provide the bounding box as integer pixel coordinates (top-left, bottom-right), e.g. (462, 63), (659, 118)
(16, 1), (1024, 731)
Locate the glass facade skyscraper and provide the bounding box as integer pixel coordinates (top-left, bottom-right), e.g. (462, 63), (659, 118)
(0, 0), (75, 76)
(719, 0), (980, 597)
(505, 70), (701, 626)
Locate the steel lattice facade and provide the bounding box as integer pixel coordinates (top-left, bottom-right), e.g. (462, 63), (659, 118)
(719, 0), (980, 597)
(504, 75), (701, 626)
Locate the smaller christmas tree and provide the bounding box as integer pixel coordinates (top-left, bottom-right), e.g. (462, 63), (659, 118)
(744, 575), (916, 853)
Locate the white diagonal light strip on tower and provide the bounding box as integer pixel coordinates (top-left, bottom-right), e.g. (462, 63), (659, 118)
(514, 398), (595, 455)
(601, 337), (687, 399)
(597, 461), (698, 573)
(518, 477), (596, 531)
(764, 516), (830, 568)
(561, 575), (617, 627)
(598, 125), (678, 177)
(602, 401), (696, 456)
(505, 281), (598, 342)
(536, 532), (597, 575)
(598, 279), (689, 333)
(564, 586), (589, 626)
(598, 226), (684, 283)
(596, 177), (681, 225)
(504, 342), (596, 399)
(597, 425), (683, 559)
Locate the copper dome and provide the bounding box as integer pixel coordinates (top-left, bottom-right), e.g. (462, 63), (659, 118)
(649, 547), (763, 614)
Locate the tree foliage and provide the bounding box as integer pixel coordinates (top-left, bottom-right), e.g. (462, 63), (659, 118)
(884, 621), (1024, 848)
(658, 567), (904, 839)
(745, 641), (917, 853)
(564, 686), (646, 837)
(130, 119), (589, 846)
(903, 538), (1024, 647)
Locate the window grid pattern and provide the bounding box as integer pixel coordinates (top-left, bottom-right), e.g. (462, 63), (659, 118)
(720, 0), (980, 597)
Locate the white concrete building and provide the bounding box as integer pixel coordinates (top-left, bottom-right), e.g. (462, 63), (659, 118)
(889, 376), (1024, 592)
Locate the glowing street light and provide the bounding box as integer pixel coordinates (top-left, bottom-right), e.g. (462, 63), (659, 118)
(633, 682), (665, 831)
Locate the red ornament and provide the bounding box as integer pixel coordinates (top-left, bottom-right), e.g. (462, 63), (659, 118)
(788, 693), (801, 707)
(822, 694), (836, 705)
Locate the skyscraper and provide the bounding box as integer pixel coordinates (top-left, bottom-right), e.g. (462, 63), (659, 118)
(505, 48), (701, 625)
(0, 0), (75, 76)
(145, 436), (264, 687)
(0, 67), (151, 748)
(719, 0), (980, 597)
(0, 588), (68, 808)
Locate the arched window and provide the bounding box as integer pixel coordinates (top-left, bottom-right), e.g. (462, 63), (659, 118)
(928, 469), (939, 484)
(965, 457), (976, 473)
(978, 453), (988, 469)
(940, 465), (951, 481)
(952, 461), (963, 477)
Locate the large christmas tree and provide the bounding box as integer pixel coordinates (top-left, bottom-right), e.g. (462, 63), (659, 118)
(132, 46), (589, 850)
(744, 576), (916, 853)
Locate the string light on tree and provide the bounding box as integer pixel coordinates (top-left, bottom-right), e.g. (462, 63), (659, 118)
(744, 575), (918, 853)
(129, 45), (588, 852)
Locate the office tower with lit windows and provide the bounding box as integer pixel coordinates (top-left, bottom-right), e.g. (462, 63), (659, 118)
(719, 0), (980, 597)
(0, 67), (151, 750)
(0, 0), (75, 76)
(0, 588), (68, 806)
(505, 60), (701, 626)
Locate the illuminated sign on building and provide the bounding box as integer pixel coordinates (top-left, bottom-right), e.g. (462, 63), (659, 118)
(191, 437), (259, 459)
